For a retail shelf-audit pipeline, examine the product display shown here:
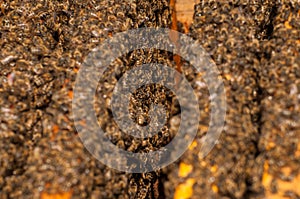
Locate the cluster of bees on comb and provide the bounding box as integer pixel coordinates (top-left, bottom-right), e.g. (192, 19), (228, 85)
(0, 0), (299, 198)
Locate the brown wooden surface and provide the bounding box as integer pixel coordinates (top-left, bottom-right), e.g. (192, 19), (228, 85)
(175, 0), (197, 30)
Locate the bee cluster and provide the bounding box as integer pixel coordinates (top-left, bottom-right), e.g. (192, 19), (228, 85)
(257, 2), (300, 198)
(0, 0), (299, 198)
(164, 1), (300, 199)
(0, 0), (174, 198)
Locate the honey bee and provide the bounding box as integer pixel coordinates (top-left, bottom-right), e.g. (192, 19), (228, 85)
(128, 178), (138, 197)
(137, 114), (146, 126)
(136, 187), (148, 199)
(36, 81), (54, 96)
(36, 8), (50, 20)
(33, 75), (45, 87)
(127, 139), (141, 152)
(0, 55), (17, 65)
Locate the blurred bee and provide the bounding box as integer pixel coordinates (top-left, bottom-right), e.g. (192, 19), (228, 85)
(0, 55), (17, 65)
(33, 73), (53, 87)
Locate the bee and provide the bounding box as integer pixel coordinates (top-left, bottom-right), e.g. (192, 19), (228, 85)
(54, 10), (71, 26)
(128, 178), (138, 197)
(33, 93), (51, 108)
(137, 114), (147, 126)
(33, 75), (45, 87)
(24, 110), (42, 131)
(108, 15), (117, 22)
(116, 11), (125, 19)
(36, 8), (50, 20)
(30, 45), (49, 56)
(16, 101), (29, 112)
(1, 17), (11, 30)
(73, 49), (83, 61)
(0, 1), (9, 15)
(116, 140), (125, 149)
(0, 55), (17, 65)
(127, 139), (141, 152)
(15, 59), (30, 71)
(136, 187), (148, 199)
(36, 81), (54, 96)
